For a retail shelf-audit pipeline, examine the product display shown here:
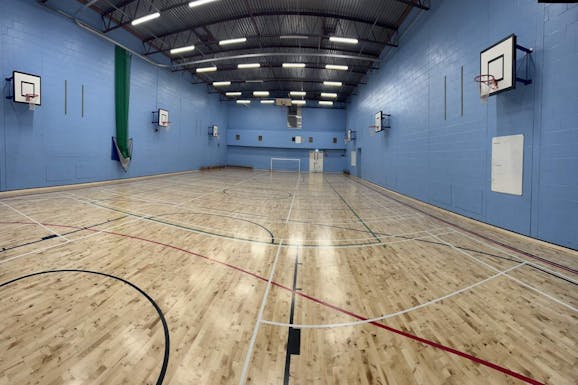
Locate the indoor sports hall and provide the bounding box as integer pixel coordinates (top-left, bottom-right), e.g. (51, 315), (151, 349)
(0, 1), (576, 385)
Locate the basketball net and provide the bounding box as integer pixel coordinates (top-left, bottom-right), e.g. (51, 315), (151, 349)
(25, 94), (38, 111)
(475, 75), (498, 104)
(368, 125), (377, 137)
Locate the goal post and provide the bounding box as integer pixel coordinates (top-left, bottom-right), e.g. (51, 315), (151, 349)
(270, 158), (301, 173)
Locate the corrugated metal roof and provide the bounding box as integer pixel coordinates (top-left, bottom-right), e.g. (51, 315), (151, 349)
(81, 0), (429, 103)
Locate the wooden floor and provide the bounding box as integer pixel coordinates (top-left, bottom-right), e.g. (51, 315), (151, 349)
(0, 169), (576, 385)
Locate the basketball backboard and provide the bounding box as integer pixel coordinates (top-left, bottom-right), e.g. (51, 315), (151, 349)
(480, 34), (516, 96)
(12, 71), (41, 106)
(158, 109), (169, 127)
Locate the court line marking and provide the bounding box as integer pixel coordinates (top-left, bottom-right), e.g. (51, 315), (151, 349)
(261, 262), (526, 328)
(0, 201), (70, 241)
(428, 232), (578, 313)
(0, 220), (548, 385)
(448, 229), (578, 286)
(238, 172), (301, 385)
(0, 217), (144, 266)
(349, 177), (578, 275)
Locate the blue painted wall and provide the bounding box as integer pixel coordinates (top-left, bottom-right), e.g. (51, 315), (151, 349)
(226, 103), (346, 171)
(346, 0), (578, 249)
(0, 0), (226, 191)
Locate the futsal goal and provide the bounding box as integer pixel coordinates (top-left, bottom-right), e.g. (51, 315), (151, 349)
(270, 158), (301, 173)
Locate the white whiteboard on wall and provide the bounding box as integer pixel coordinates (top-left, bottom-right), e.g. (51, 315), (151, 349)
(351, 150), (357, 167)
(491, 134), (524, 195)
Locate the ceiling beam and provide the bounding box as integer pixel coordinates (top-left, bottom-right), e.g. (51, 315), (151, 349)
(106, 8), (399, 34)
(175, 62), (374, 74)
(172, 51), (379, 68)
(146, 33), (392, 56)
(394, 0), (430, 11)
(193, 78), (363, 87)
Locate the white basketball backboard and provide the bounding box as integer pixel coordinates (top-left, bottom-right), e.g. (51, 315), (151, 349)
(158, 109), (169, 127)
(375, 111), (383, 132)
(13, 71), (41, 105)
(480, 34), (517, 96)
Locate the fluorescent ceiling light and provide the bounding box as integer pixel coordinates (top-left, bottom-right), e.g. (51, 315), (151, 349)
(226, 92), (242, 96)
(329, 36), (359, 44)
(290, 91), (306, 96)
(246, 80), (263, 83)
(189, 0), (219, 7)
(196, 66), (217, 73)
(321, 92), (338, 98)
(237, 100), (251, 104)
(253, 91), (270, 97)
(283, 63), (306, 68)
(219, 37), (247, 46)
(213, 81), (231, 86)
(325, 64), (348, 71)
(238, 63), (260, 69)
(170, 45), (195, 54)
(131, 12), (160, 26)
(280, 35), (309, 39)
(261, 100), (275, 104)
(319, 101), (333, 106)
(323, 81), (342, 87)
(291, 100), (306, 105)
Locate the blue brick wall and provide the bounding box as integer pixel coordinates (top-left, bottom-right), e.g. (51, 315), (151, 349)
(0, 0), (226, 191)
(226, 103), (346, 171)
(346, 0), (578, 249)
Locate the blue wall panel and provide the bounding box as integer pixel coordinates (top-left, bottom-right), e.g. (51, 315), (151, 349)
(0, 0), (226, 191)
(346, 0), (578, 249)
(226, 103), (346, 171)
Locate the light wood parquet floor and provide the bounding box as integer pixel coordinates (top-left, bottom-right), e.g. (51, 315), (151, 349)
(0, 169), (576, 385)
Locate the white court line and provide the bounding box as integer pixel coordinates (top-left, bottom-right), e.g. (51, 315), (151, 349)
(0, 201), (70, 242)
(261, 262), (526, 329)
(238, 172), (301, 385)
(449, 229), (578, 286)
(0, 217), (144, 266)
(428, 232), (578, 313)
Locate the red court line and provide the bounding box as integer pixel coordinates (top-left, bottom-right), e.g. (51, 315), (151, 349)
(351, 178), (578, 276)
(0, 220), (546, 384)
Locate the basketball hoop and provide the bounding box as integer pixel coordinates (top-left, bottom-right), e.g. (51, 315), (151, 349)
(25, 93), (38, 111)
(474, 74), (498, 103)
(368, 125), (378, 137)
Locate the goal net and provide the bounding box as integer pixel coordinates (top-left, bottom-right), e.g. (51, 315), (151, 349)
(270, 158), (301, 173)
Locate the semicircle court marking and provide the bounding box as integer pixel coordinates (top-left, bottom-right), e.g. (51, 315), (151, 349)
(0, 269), (170, 385)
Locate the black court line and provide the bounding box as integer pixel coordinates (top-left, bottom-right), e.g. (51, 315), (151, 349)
(283, 251), (301, 385)
(223, 188), (292, 200)
(0, 269), (170, 385)
(155, 212), (275, 244)
(0, 216), (127, 254)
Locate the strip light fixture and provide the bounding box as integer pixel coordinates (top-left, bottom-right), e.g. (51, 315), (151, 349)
(321, 92), (338, 98)
(236, 100), (251, 104)
(319, 101), (334, 106)
(226, 92), (242, 96)
(170, 45), (195, 54)
(282, 63), (306, 68)
(291, 100), (306, 105)
(280, 35), (309, 39)
(219, 37), (247, 46)
(323, 81), (343, 87)
(325, 64), (349, 71)
(213, 81), (231, 86)
(189, 0), (219, 7)
(238, 63), (260, 69)
(131, 12), (160, 26)
(253, 91), (270, 97)
(261, 100), (275, 104)
(329, 36), (359, 44)
(196, 66), (217, 73)
(290, 91), (306, 96)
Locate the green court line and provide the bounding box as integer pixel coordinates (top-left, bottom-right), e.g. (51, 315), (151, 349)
(324, 176), (381, 243)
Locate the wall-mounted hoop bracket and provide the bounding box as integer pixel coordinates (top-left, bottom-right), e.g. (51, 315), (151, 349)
(515, 43), (533, 85)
